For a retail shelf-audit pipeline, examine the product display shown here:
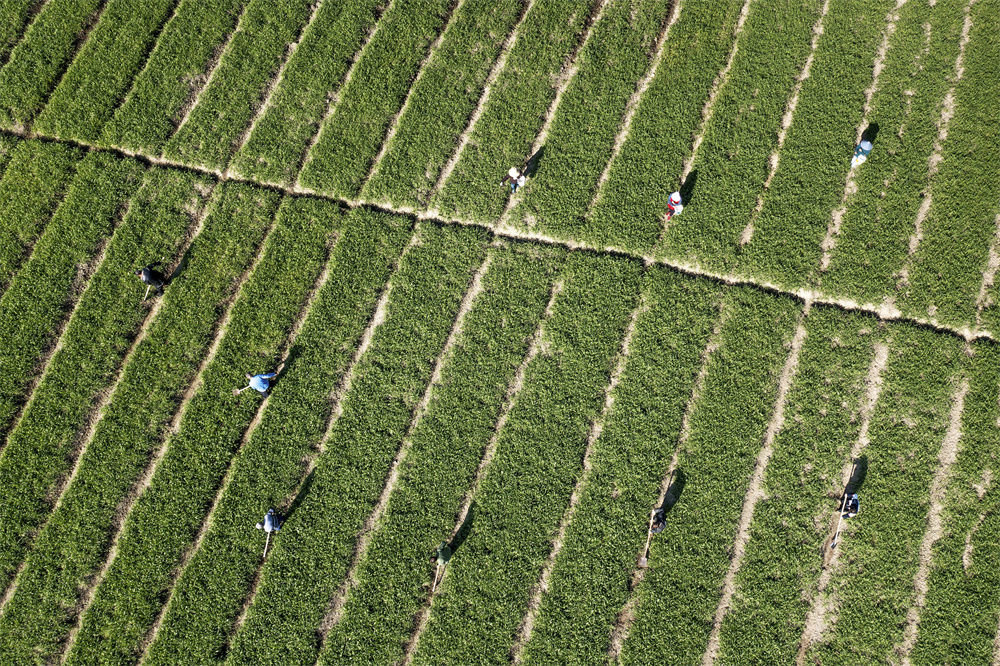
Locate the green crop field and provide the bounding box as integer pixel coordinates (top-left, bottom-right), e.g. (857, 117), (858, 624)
(0, 0), (998, 663)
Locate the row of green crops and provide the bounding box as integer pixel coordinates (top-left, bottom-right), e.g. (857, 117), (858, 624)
(0, 139), (82, 295)
(806, 324), (963, 663)
(0, 132), (17, 176)
(0, 167), (209, 598)
(900, 0), (1000, 332)
(298, 0), (455, 198)
(143, 207), (412, 664)
(582, 0), (746, 253)
(33, 0), (180, 142)
(59, 191), (336, 665)
(361, 0), (525, 208)
(99, 0), (244, 154)
(821, 0), (967, 305)
(0, 181), (278, 663)
(0, 150), (141, 439)
(911, 340), (1000, 664)
(621, 287), (800, 663)
(410, 252), (642, 664)
(430, 0), (596, 222)
(226, 221), (491, 665)
(718, 307), (884, 663)
(507, 0), (670, 236)
(229, 0), (383, 185)
(318, 243), (564, 665)
(0, 0), (105, 129)
(0, 0), (40, 67)
(654, 0), (825, 268)
(738, 0), (903, 287)
(163, 0), (315, 171)
(519, 268), (721, 663)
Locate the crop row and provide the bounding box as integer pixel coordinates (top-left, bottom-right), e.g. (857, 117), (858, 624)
(0, 167), (209, 599)
(226, 221), (491, 665)
(33, 0), (179, 142)
(900, 0), (1000, 331)
(163, 0), (315, 171)
(229, 0), (384, 185)
(582, 0), (746, 253)
(99, 0), (244, 154)
(59, 189), (335, 665)
(0, 181), (278, 663)
(0, 0), (105, 129)
(316, 242), (564, 664)
(717, 307), (884, 663)
(805, 324), (964, 663)
(409, 252), (642, 664)
(620, 287), (800, 663)
(516, 268), (721, 663)
(143, 206), (413, 664)
(910, 340), (1000, 664)
(507, 0), (670, 236)
(361, 0), (526, 208)
(297, 0), (455, 198)
(738, 0), (903, 287)
(0, 151), (141, 442)
(820, 0), (967, 305)
(0, 0), (39, 67)
(654, 0), (824, 269)
(0, 139), (82, 296)
(430, 0), (595, 223)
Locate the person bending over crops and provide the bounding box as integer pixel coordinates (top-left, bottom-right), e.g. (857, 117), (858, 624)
(136, 262), (167, 296)
(256, 508), (282, 532)
(666, 191), (684, 221)
(843, 493), (860, 519)
(501, 166), (526, 194)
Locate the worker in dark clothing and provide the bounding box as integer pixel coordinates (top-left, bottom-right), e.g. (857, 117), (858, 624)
(136, 262), (167, 298)
(651, 507), (666, 534)
(843, 493), (860, 519)
(431, 540), (452, 592)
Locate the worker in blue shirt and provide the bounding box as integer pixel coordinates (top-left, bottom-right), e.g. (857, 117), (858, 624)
(234, 366), (282, 396)
(256, 508), (281, 532)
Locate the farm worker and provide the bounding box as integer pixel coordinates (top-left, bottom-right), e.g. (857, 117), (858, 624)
(651, 507), (666, 534)
(666, 191), (684, 221)
(851, 140), (873, 168)
(246, 371), (277, 395)
(502, 166), (527, 194)
(255, 508), (282, 532)
(843, 493), (860, 519)
(434, 541), (452, 567)
(136, 262), (167, 295)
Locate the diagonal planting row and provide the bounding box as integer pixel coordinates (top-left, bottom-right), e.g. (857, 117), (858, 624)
(0, 0), (44, 68)
(0, 167), (211, 600)
(142, 206), (413, 664)
(0, 181), (278, 662)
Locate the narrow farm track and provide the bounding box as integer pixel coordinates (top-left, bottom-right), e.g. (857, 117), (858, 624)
(401, 278), (564, 665)
(430, 0), (535, 203)
(511, 284), (648, 663)
(138, 230), (340, 661)
(316, 248), (493, 641)
(227, 0), (327, 177)
(56, 200), (279, 662)
(0, 0), (51, 71)
(819, 0), (908, 272)
(608, 301), (728, 661)
(701, 306), (810, 664)
(897, 378), (970, 664)
(740, 0), (831, 246)
(795, 341), (891, 664)
(980, 210), (1000, 327)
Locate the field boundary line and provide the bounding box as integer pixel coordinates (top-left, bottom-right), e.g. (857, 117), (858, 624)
(401, 278), (564, 665)
(702, 305), (810, 664)
(138, 227), (340, 662)
(740, 0), (831, 246)
(588, 0), (682, 214)
(795, 340), (890, 664)
(429, 0), (535, 204)
(2, 127), (998, 346)
(497, 0), (611, 226)
(609, 300), (728, 661)
(57, 196), (280, 664)
(0, 0), (52, 71)
(510, 283), (647, 663)
(360, 0), (464, 192)
(818, 0), (908, 273)
(222, 228), (420, 653)
(897, 0), (974, 295)
(294, 0), (395, 188)
(315, 247), (494, 642)
(976, 209), (1000, 327)
(227, 0), (327, 177)
(994, 603), (1000, 666)
(897, 378), (970, 664)
(0, 182), (213, 621)
(166, 0), (252, 147)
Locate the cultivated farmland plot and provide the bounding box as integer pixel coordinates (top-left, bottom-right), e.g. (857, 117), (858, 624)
(0, 0), (998, 662)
